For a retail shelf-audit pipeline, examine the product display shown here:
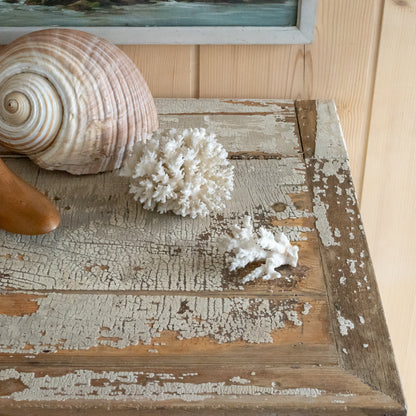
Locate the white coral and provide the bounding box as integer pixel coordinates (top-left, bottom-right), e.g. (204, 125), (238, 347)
(120, 128), (234, 218)
(222, 216), (299, 284)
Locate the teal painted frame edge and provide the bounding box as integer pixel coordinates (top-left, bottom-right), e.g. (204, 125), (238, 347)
(0, 0), (317, 44)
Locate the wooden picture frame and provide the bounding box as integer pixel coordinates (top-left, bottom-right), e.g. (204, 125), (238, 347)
(0, 0), (317, 45)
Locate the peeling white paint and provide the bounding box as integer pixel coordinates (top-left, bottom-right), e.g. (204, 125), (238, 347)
(313, 189), (340, 247)
(319, 160), (347, 184)
(337, 311), (355, 336)
(302, 302), (312, 315)
(346, 259), (357, 274)
(229, 376), (251, 384)
(157, 98), (292, 116)
(0, 368), (325, 402)
(315, 101), (348, 160)
(200, 114), (300, 157)
(0, 294), (305, 354)
(278, 388), (324, 398)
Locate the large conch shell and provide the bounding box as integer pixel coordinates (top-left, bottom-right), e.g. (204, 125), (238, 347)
(0, 29), (158, 175)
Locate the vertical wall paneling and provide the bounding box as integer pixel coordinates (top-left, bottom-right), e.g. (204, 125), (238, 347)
(198, 45), (305, 99)
(361, 0), (416, 413)
(117, 45), (195, 98)
(304, 0), (383, 195)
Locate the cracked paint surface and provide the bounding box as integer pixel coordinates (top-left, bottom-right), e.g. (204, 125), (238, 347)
(0, 294), (304, 354)
(0, 160), (313, 292)
(0, 368), (325, 402)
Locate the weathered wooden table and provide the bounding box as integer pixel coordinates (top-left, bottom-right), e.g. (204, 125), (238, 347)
(0, 99), (405, 415)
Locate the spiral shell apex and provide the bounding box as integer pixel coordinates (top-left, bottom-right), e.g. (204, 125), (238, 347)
(0, 29), (158, 174)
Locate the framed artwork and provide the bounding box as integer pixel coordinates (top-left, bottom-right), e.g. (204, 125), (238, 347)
(0, 0), (316, 44)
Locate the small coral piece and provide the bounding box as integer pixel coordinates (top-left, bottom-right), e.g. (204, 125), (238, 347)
(120, 128), (234, 218)
(221, 216), (299, 284)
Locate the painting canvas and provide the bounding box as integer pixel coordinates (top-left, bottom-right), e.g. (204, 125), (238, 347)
(0, 0), (317, 44)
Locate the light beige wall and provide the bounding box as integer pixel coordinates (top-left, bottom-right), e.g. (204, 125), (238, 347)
(361, 1), (416, 414)
(118, 0), (415, 412)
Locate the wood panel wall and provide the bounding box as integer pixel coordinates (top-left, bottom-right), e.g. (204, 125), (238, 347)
(361, 1), (416, 414)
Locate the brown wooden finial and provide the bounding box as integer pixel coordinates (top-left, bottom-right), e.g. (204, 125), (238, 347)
(0, 159), (60, 235)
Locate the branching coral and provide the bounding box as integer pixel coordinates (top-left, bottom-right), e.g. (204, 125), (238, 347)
(120, 128), (234, 218)
(221, 216), (299, 284)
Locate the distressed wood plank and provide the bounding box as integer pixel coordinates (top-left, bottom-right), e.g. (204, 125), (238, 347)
(0, 294), (330, 358)
(298, 102), (405, 411)
(158, 113), (301, 158)
(155, 98), (295, 115)
(295, 100), (317, 159)
(296, 100), (348, 161)
(1, 343), (336, 368)
(0, 366), (404, 415)
(0, 159), (325, 295)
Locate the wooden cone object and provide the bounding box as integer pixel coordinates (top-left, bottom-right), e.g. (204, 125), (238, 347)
(0, 159), (60, 235)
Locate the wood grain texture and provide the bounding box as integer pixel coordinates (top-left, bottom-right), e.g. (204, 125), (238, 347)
(117, 45), (196, 98)
(361, 1), (416, 414)
(199, 45), (304, 99)
(0, 367), (403, 414)
(297, 100), (405, 411)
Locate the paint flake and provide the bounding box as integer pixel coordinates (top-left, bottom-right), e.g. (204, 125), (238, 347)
(312, 189), (340, 247)
(346, 259), (357, 274)
(302, 302), (312, 315)
(337, 311), (355, 336)
(229, 376), (251, 385)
